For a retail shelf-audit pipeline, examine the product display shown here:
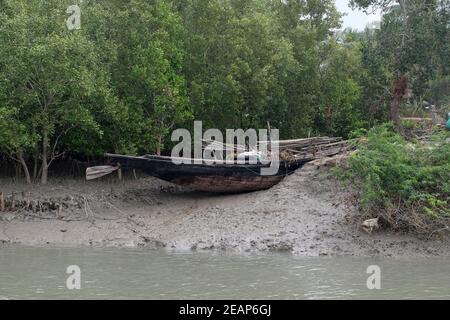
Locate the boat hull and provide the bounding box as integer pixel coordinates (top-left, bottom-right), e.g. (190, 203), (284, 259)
(105, 154), (306, 193)
(171, 175), (284, 193)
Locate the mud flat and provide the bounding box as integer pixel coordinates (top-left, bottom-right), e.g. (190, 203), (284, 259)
(0, 162), (449, 257)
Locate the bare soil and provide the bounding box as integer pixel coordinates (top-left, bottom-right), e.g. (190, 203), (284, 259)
(1, 162), (449, 257)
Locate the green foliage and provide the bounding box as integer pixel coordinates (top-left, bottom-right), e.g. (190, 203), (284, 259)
(401, 119), (419, 130)
(0, 0), (365, 162)
(1, 0), (447, 185)
(0, 0), (116, 163)
(315, 35), (364, 138)
(349, 128), (368, 139)
(85, 0), (192, 154)
(0, 106), (37, 153)
(344, 124), (450, 232)
(354, 0), (450, 123)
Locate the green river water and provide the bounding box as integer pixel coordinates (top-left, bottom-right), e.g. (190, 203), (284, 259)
(0, 245), (449, 299)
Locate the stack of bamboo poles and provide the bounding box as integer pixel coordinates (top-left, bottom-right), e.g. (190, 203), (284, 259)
(202, 140), (247, 152)
(273, 137), (352, 162)
(202, 137), (352, 162)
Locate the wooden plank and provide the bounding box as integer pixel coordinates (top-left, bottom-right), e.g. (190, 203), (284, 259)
(86, 165), (119, 181)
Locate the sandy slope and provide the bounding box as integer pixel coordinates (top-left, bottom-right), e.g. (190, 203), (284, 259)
(0, 163), (449, 256)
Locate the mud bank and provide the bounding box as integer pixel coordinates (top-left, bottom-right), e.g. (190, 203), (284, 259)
(0, 163), (449, 257)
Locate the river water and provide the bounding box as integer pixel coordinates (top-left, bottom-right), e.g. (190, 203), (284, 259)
(0, 245), (449, 299)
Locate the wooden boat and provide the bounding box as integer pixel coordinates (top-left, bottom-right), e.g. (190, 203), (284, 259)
(92, 153), (308, 193)
(86, 137), (350, 193)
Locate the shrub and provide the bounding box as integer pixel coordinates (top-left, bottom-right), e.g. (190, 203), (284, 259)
(343, 124), (450, 235)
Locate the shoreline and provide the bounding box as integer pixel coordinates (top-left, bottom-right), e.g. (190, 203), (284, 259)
(1, 162), (449, 257)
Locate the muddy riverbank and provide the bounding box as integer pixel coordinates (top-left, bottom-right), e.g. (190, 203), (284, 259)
(0, 162), (449, 257)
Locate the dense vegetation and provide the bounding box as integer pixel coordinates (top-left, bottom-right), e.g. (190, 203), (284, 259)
(0, 0), (449, 186)
(340, 124), (450, 234)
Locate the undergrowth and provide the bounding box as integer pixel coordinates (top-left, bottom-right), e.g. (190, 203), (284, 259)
(337, 124), (450, 235)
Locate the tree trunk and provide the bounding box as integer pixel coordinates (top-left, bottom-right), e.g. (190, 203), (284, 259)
(41, 128), (49, 185)
(390, 97), (405, 136)
(156, 134), (162, 156)
(33, 151), (39, 181)
(17, 150), (31, 184)
(15, 162), (21, 181)
(391, 72), (407, 136)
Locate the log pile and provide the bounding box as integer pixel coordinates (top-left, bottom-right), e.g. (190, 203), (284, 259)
(203, 137), (352, 161)
(203, 136), (353, 162)
(274, 137), (353, 162)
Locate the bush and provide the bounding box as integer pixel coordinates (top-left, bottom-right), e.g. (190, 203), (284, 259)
(343, 124), (450, 235)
